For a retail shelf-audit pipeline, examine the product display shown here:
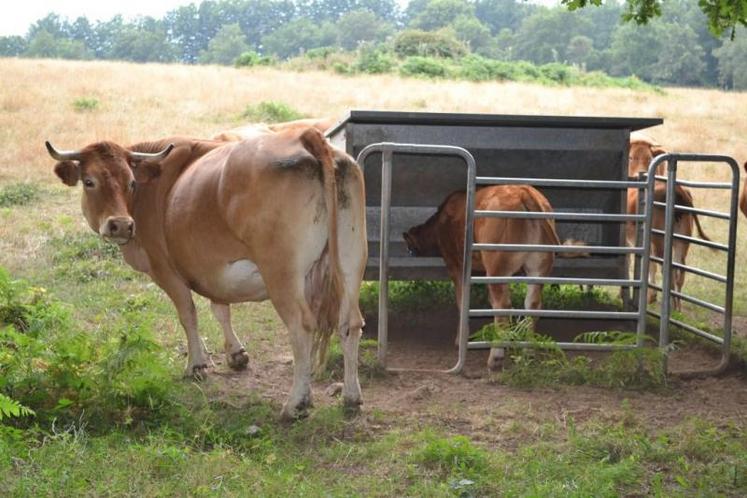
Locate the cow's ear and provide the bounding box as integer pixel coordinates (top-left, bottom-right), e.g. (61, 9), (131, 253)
(130, 160), (161, 183)
(54, 160), (80, 186)
(651, 146), (667, 157)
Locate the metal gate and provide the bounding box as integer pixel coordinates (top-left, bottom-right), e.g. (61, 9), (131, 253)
(643, 154), (740, 376)
(356, 142), (476, 373)
(460, 161), (657, 359)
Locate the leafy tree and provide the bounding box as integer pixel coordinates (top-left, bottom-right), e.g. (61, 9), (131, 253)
(25, 29), (92, 59)
(411, 0), (475, 30)
(653, 24), (706, 85)
(562, 0), (747, 38)
(198, 23), (250, 64)
(607, 22), (663, 80)
(475, 0), (537, 34)
(393, 28), (468, 58)
(110, 18), (176, 63)
(261, 18), (337, 58)
(336, 9), (392, 50)
(513, 8), (593, 64)
(713, 28), (747, 88)
(566, 35), (594, 66)
(451, 15), (493, 52)
(0, 36), (27, 56)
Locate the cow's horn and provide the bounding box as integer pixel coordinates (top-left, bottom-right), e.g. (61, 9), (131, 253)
(45, 141), (83, 161)
(129, 144), (174, 162)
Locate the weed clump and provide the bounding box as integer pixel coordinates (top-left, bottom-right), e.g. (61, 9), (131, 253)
(0, 182), (41, 208)
(72, 97), (100, 112)
(241, 101), (304, 123)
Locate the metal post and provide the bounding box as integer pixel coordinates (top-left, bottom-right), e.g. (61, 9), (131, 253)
(377, 147), (393, 365)
(658, 157), (678, 369)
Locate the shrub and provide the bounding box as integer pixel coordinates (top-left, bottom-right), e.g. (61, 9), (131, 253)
(400, 56), (450, 78)
(72, 97), (99, 112)
(234, 51), (273, 67)
(305, 46), (337, 59)
(0, 182), (40, 208)
(241, 101), (304, 123)
(354, 47), (396, 74)
(393, 29), (467, 59)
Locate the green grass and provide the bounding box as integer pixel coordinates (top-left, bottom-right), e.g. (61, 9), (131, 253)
(0, 183), (41, 208)
(71, 96), (100, 112)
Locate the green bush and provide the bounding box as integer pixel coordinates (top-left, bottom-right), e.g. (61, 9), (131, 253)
(393, 29), (467, 59)
(234, 51), (273, 67)
(0, 266), (178, 428)
(72, 97), (99, 112)
(304, 46), (337, 59)
(400, 56), (450, 78)
(0, 182), (40, 208)
(354, 47), (396, 74)
(241, 100), (304, 123)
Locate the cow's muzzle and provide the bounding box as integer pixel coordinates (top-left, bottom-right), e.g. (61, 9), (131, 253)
(101, 216), (135, 244)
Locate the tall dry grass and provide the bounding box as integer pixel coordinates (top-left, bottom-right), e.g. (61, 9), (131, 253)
(0, 57), (745, 318)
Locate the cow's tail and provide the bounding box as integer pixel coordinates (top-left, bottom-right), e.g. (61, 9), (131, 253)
(300, 127), (344, 373)
(518, 186), (564, 252)
(675, 186), (713, 244)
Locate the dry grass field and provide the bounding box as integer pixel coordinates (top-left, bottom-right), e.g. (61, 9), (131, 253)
(1, 58), (746, 496)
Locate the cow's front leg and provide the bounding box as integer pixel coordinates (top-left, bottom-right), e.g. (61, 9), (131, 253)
(210, 302), (249, 370)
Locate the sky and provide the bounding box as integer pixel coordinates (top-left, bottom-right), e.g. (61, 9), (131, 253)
(0, 0), (561, 37)
(0, 0), (190, 36)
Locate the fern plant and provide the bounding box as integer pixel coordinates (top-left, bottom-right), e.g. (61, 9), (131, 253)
(0, 393), (34, 421)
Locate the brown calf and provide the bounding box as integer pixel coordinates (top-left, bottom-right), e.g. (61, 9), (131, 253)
(403, 185), (560, 370)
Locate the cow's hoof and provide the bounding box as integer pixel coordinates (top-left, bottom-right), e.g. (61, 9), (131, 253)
(342, 396), (362, 417)
(280, 396), (312, 421)
(184, 364), (209, 380)
(487, 348), (505, 372)
(227, 348), (249, 370)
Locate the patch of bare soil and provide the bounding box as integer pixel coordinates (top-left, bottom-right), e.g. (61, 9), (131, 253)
(209, 305), (747, 446)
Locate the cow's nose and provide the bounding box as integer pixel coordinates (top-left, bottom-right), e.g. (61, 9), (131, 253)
(103, 217), (134, 239)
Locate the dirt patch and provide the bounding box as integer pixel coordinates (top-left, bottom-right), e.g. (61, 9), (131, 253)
(210, 305), (747, 445)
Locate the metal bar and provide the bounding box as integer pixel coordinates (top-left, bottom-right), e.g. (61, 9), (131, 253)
(658, 157), (677, 370)
(652, 201), (731, 220)
(469, 309), (639, 319)
(475, 210), (644, 222)
(647, 310), (724, 345)
(650, 229), (728, 251)
(648, 283), (725, 313)
(636, 156), (662, 347)
(457, 149), (477, 376)
(377, 148), (392, 365)
(648, 256), (727, 283)
(467, 341), (637, 351)
(476, 176), (647, 189)
(720, 157), (740, 359)
(653, 175), (732, 189)
(471, 276), (640, 286)
(473, 243), (642, 254)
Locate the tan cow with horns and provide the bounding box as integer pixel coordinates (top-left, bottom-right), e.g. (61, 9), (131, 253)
(46, 127), (367, 419)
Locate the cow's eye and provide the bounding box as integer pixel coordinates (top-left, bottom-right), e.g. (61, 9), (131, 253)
(83, 179), (95, 188)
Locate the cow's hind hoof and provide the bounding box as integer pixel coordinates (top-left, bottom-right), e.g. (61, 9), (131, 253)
(184, 364), (209, 380)
(487, 348), (505, 372)
(342, 397), (362, 417)
(227, 348), (249, 370)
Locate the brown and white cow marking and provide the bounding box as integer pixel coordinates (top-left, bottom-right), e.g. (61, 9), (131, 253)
(47, 127), (367, 419)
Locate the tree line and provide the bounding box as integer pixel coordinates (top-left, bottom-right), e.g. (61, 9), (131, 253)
(1, 0), (746, 89)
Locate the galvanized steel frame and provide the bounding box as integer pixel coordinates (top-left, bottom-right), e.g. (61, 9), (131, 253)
(644, 154), (740, 375)
(464, 165), (657, 354)
(357, 143), (477, 374)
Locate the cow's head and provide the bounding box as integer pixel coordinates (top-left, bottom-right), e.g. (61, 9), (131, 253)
(628, 135), (667, 179)
(46, 140), (173, 245)
(402, 223), (439, 258)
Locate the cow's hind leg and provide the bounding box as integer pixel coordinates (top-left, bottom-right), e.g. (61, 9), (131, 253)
(210, 302), (249, 370)
(338, 306), (363, 410)
(486, 283), (512, 371)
